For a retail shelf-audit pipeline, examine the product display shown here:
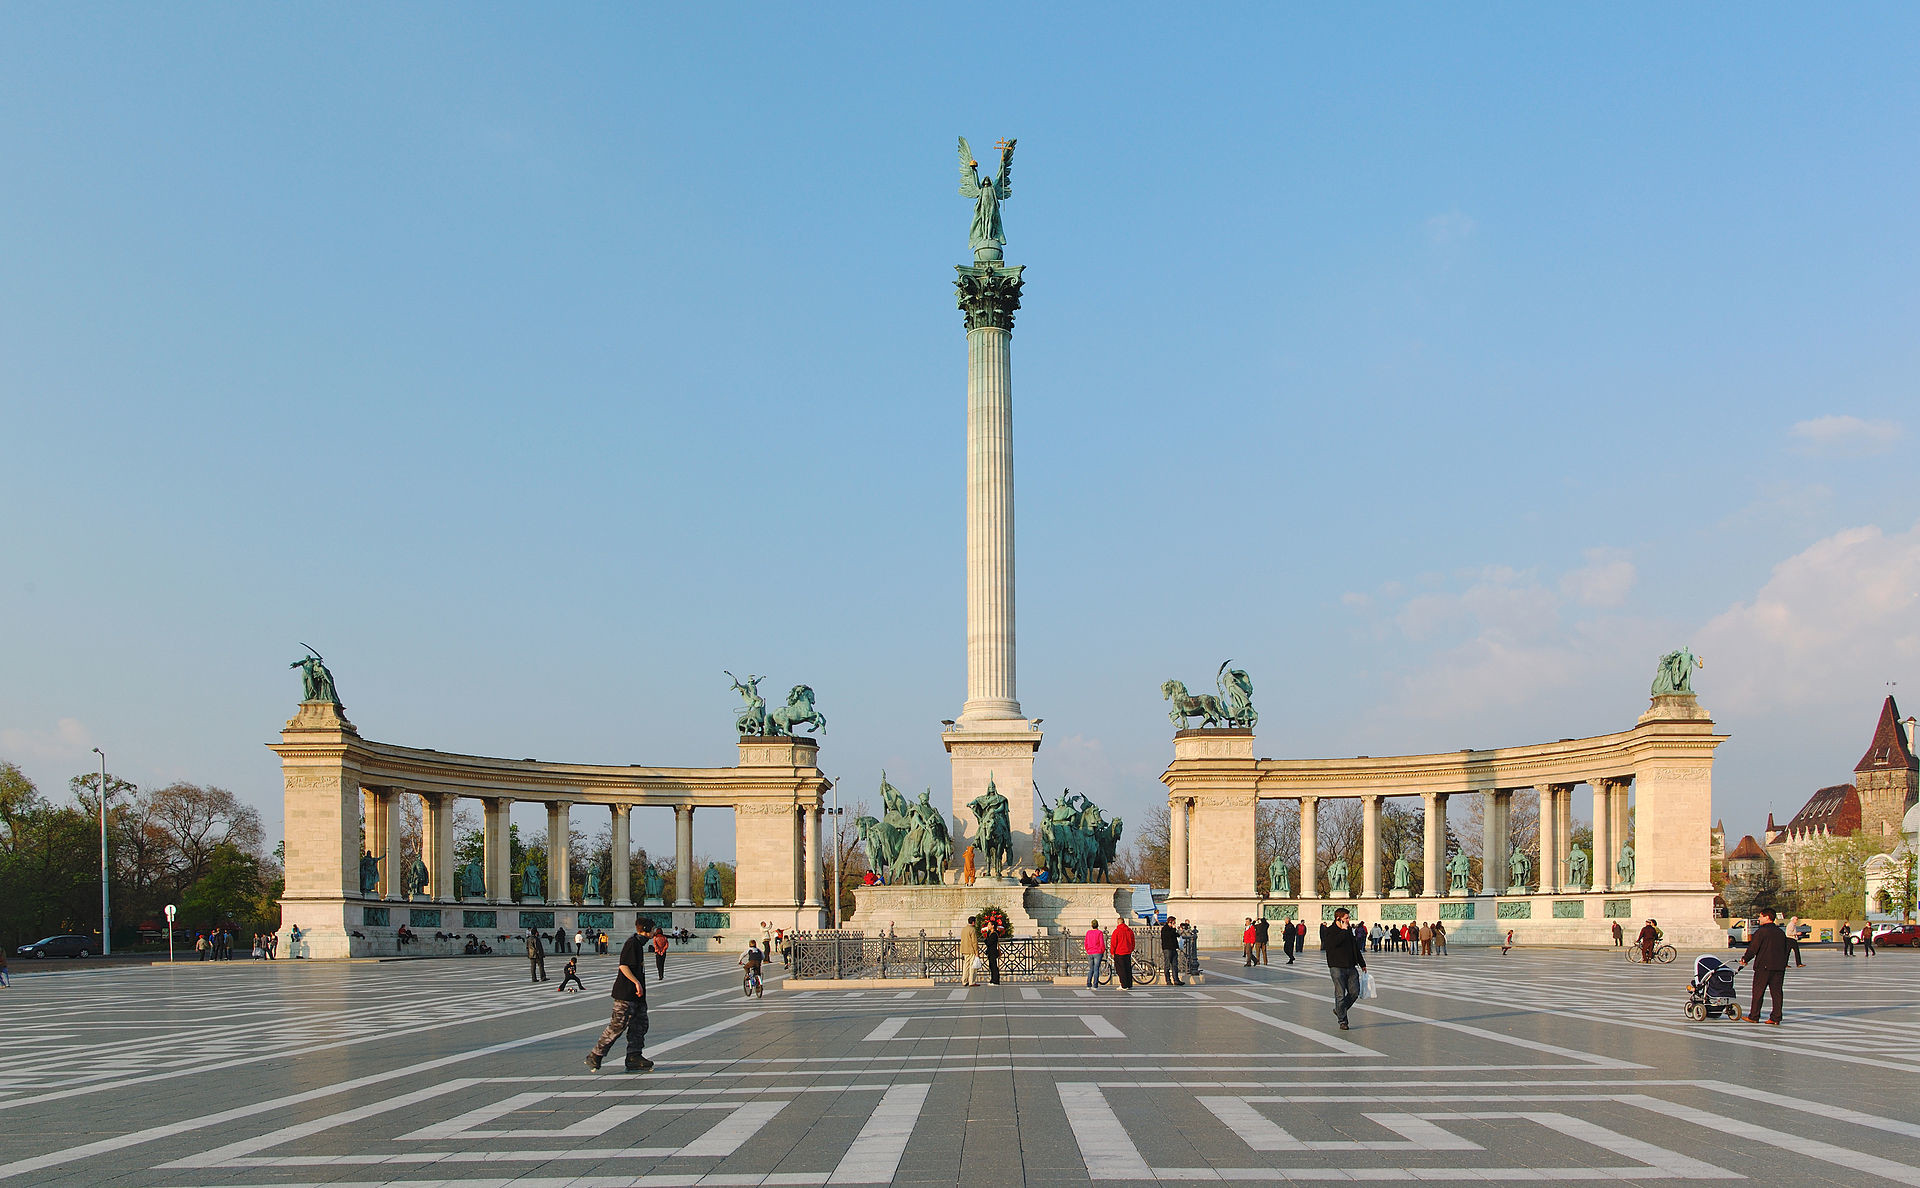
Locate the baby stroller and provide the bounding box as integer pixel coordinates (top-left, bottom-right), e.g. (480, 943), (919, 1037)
(1685, 955), (1742, 1021)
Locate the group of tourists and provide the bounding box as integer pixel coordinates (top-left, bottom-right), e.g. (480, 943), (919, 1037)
(1838, 921), (1880, 956)
(193, 928), (245, 960)
(1236, 917), (1443, 965)
(1077, 917), (1201, 988)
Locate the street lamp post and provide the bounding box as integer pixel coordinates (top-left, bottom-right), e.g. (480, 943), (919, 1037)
(91, 747), (111, 957)
(830, 780), (843, 928)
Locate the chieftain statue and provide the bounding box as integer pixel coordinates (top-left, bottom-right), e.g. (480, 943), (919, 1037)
(1392, 852), (1413, 894)
(1327, 856), (1351, 896)
(1651, 647), (1703, 697)
(1615, 843), (1635, 889)
(291, 645), (341, 705)
(521, 862), (543, 901)
(958, 136), (1014, 262)
(405, 855), (430, 899)
(1567, 845), (1591, 891)
(584, 862), (604, 901)
(1268, 854), (1292, 897)
(1038, 788), (1122, 883)
(702, 862), (725, 904)
(967, 777), (1014, 878)
(358, 849), (382, 895)
(643, 865), (666, 902)
(459, 860), (485, 898)
(1162, 662), (1258, 730)
(1508, 845), (1534, 892)
(1446, 849), (1472, 894)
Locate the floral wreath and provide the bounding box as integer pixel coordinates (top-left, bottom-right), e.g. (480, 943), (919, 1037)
(977, 905), (1012, 937)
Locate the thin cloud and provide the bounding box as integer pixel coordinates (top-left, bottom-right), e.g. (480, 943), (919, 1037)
(0, 717), (93, 765)
(1424, 210), (1477, 246)
(1789, 415), (1904, 457)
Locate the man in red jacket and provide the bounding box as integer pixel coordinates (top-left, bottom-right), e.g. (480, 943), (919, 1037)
(1242, 918), (1257, 966)
(1111, 917), (1137, 990)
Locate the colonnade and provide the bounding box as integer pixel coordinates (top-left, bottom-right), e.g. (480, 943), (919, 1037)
(1166, 779), (1636, 900)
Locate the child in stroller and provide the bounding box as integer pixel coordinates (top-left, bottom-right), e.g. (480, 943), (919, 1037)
(1685, 955), (1742, 1020)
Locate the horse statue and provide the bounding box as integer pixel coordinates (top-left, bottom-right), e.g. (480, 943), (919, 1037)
(765, 684), (827, 736)
(1091, 815), (1123, 882)
(1216, 661), (1257, 728)
(1162, 679), (1230, 729)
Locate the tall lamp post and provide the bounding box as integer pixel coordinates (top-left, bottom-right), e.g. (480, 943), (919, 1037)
(91, 746), (112, 957)
(828, 779), (844, 928)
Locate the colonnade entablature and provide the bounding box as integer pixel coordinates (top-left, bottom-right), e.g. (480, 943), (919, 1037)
(1162, 692), (1727, 948)
(272, 699), (831, 958)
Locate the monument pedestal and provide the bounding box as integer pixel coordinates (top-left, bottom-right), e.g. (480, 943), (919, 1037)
(944, 721), (1043, 868)
(845, 883), (1127, 936)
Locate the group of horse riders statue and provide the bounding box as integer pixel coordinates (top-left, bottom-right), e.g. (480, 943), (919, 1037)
(1161, 661), (1257, 730)
(856, 775), (956, 887)
(853, 773), (1120, 887)
(727, 671), (826, 737)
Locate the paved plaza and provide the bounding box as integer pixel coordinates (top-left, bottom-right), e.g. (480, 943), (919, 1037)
(0, 947), (1916, 1187)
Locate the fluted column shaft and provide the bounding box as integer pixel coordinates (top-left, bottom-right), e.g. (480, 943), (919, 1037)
(962, 323), (1020, 720)
(1611, 781), (1632, 855)
(1555, 787), (1574, 886)
(546, 802), (570, 904)
(611, 805), (632, 905)
(1539, 786), (1558, 894)
(484, 797), (510, 903)
(1361, 794), (1381, 898)
(1299, 796), (1319, 898)
(1422, 793), (1444, 896)
(804, 806), (823, 906)
(1592, 783), (1613, 892)
(422, 793), (451, 902)
(1481, 790), (1504, 895)
(674, 804), (694, 907)
(1169, 798), (1189, 897)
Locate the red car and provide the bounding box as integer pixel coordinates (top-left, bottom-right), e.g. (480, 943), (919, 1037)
(1866, 924), (1920, 947)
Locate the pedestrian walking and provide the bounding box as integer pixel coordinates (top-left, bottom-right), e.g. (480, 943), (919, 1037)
(1433, 921), (1447, 956)
(1280, 919), (1296, 963)
(1241, 918), (1257, 966)
(1785, 916), (1805, 967)
(526, 930), (549, 983)
(984, 922), (1001, 984)
(1254, 916), (1270, 965)
(584, 916), (652, 1073)
(650, 926), (668, 979)
(1611, 920), (1623, 947)
(1319, 907), (1366, 1031)
(600, 930), (610, 955)
(1501, 928), (1514, 956)
(960, 916), (982, 987)
(1161, 917), (1183, 986)
(1737, 908), (1788, 1025)
(1862, 923), (1877, 957)
(1182, 921), (1199, 981)
(1841, 922), (1854, 955)
(574, 929), (586, 954)
(0, 947), (9, 988)
(1084, 920), (1107, 987)
(557, 956), (585, 993)
(1112, 917), (1136, 991)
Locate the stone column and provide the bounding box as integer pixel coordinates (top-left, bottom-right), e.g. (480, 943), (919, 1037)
(1168, 796), (1190, 898)
(955, 262), (1026, 724)
(432, 794), (457, 902)
(1592, 781), (1613, 892)
(546, 801), (570, 905)
(1299, 795), (1319, 899)
(1538, 786), (1557, 895)
(674, 803), (694, 907)
(1555, 785), (1574, 887)
(1422, 792), (1444, 896)
(1361, 794), (1381, 899)
(1611, 779), (1632, 854)
(1481, 790), (1504, 895)
(804, 805), (823, 907)
(483, 797), (510, 903)
(610, 804), (632, 905)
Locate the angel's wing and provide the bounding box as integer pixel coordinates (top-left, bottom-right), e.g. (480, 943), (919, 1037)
(995, 137), (1015, 198)
(958, 136), (981, 197)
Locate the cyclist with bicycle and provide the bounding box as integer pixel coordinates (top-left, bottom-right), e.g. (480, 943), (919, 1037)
(1636, 919), (1660, 963)
(739, 940), (765, 997)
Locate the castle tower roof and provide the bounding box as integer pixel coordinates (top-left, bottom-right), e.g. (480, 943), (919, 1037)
(1727, 835), (1768, 862)
(1856, 695), (1917, 773)
(1781, 784), (1860, 837)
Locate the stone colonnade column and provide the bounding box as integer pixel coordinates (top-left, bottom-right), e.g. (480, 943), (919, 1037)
(1592, 781), (1613, 892)
(546, 801), (570, 904)
(381, 788), (404, 900)
(1361, 794), (1381, 898)
(421, 793), (450, 902)
(610, 804), (632, 905)
(804, 805), (823, 907)
(674, 804), (694, 907)
(1610, 780), (1632, 857)
(1481, 790), (1504, 895)
(1538, 785), (1558, 894)
(1168, 797), (1190, 898)
(1421, 792), (1444, 896)
(1555, 786), (1574, 887)
(484, 797), (511, 903)
(1299, 795), (1319, 899)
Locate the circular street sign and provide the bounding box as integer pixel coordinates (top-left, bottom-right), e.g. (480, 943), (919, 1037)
(164, 904), (176, 920)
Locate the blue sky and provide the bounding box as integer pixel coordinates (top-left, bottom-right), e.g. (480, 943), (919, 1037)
(3, 9), (1917, 857)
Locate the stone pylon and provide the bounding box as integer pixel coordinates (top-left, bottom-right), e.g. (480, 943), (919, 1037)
(945, 260), (1041, 868)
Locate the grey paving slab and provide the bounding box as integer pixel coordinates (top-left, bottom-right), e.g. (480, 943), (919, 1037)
(0, 948), (1915, 1185)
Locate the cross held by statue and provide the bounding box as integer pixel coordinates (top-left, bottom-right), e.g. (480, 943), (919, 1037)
(995, 139), (1014, 154)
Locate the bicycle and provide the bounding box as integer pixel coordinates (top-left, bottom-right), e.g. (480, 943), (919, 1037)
(1625, 944), (1677, 965)
(1096, 951), (1159, 987)
(741, 967), (764, 998)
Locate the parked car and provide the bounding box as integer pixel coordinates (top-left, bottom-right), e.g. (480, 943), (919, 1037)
(1868, 924), (1920, 947)
(17, 934), (94, 959)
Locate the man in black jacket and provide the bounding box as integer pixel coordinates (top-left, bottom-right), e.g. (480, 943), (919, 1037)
(1254, 917), (1270, 965)
(1737, 908), (1789, 1025)
(1160, 918), (1183, 986)
(585, 916), (653, 1072)
(526, 930), (548, 983)
(1281, 919), (1296, 964)
(1319, 907), (1367, 1030)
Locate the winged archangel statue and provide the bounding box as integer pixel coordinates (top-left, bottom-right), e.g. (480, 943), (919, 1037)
(958, 136), (1015, 262)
